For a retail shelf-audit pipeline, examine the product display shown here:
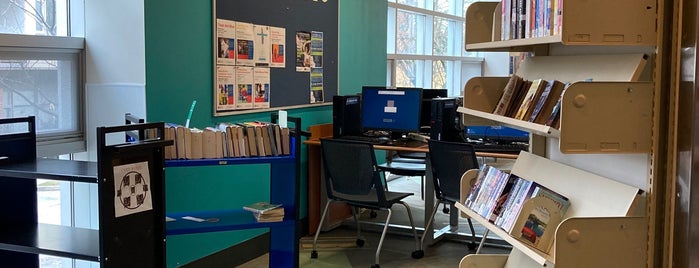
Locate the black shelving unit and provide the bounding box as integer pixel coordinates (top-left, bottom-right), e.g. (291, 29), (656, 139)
(0, 116), (170, 267)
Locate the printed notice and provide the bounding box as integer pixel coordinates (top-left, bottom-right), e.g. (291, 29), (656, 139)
(253, 24), (271, 67)
(295, 31), (312, 72)
(236, 22), (255, 67)
(216, 19), (236, 65)
(253, 67), (271, 108)
(114, 161), (153, 218)
(216, 65), (236, 112)
(235, 66), (254, 109)
(310, 31), (323, 68)
(310, 67), (324, 103)
(270, 26), (286, 68)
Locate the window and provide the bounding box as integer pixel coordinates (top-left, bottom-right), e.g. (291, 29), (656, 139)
(0, 0), (85, 156)
(387, 0), (483, 97)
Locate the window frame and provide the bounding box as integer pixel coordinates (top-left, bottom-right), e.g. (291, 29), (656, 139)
(0, 33), (86, 156)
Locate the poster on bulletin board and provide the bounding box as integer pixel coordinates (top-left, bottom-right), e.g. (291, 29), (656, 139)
(213, 0), (338, 116)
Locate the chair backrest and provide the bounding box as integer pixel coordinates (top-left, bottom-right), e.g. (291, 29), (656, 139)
(428, 139), (479, 203)
(320, 138), (387, 206)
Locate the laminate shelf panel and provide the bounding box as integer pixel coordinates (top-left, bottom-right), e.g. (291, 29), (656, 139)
(0, 223), (99, 262)
(0, 159), (98, 183)
(166, 209), (295, 235)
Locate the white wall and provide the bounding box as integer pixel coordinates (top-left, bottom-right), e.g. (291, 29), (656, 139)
(79, 1), (146, 161)
(482, 51), (510, 77)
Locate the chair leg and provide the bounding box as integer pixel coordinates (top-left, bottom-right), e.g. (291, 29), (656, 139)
(475, 228), (490, 254)
(399, 201), (424, 259)
(374, 208), (392, 267)
(311, 199), (333, 258)
(351, 207), (365, 247)
(419, 201), (441, 249)
(467, 218), (479, 251)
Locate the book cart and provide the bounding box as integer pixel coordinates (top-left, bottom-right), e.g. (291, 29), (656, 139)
(163, 114), (302, 268)
(456, 0), (657, 267)
(0, 116), (170, 267)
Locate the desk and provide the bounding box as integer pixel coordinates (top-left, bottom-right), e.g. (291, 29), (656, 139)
(304, 126), (517, 246)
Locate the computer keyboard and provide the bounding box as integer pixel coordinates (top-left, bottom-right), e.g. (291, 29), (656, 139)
(336, 135), (389, 145)
(468, 142), (529, 153)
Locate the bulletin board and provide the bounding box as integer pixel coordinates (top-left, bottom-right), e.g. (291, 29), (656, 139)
(213, 0), (338, 116)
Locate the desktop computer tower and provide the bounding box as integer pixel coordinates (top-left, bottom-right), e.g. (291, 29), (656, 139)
(332, 95), (362, 138)
(430, 97), (462, 142)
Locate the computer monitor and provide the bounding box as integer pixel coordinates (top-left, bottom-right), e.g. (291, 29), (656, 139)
(418, 88), (448, 131)
(465, 125), (529, 143)
(361, 86), (422, 136)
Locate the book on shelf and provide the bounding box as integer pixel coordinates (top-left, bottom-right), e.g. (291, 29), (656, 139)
(505, 79), (532, 118)
(509, 184), (569, 253)
(514, 79), (547, 120)
(465, 164), (515, 220)
(244, 201), (284, 222)
(188, 128), (203, 159)
(243, 201), (283, 214)
(529, 79), (565, 124)
(202, 127), (218, 159)
(493, 74), (524, 116)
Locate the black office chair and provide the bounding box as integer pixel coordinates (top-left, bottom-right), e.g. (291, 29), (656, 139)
(421, 139), (480, 250)
(311, 139), (424, 268)
(377, 150), (427, 198)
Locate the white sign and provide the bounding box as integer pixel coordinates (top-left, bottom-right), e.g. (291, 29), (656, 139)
(113, 161), (153, 218)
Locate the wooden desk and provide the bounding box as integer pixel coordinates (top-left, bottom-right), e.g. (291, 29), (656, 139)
(304, 127), (518, 245)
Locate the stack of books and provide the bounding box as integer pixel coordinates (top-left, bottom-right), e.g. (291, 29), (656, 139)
(243, 201), (284, 222)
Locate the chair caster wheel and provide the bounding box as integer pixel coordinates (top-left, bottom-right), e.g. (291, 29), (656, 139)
(412, 250), (424, 259)
(311, 250), (318, 259)
(370, 210), (377, 218)
(442, 207), (450, 214)
(371, 264), (380, 268)
(467, 242), (476, 250)
(356, 238), (365, 247)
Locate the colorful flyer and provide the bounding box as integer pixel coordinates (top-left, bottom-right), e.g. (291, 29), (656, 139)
(310, 31), (323, 68)
(253, 67), (271, 109)
(235, 66), (254, 109)
(253, 24), (271, 67)
(310, 67), (323, 103)
(295, 31), (312, 72)
(270, 26), (286, 68)
(216, 65), (236, 111)
(235, 22), (255, 67)
(216, 19), (237, 65)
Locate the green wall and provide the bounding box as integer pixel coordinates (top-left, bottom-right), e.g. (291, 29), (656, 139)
(145, 0), (386, 266)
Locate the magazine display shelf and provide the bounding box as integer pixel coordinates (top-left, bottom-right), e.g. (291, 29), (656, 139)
(464, 1), (656, 52)
(459, 53), (653, 154)
(164, 115), (302, 268)
(455, 151), (647, 267)
(0, 116), (170, 267)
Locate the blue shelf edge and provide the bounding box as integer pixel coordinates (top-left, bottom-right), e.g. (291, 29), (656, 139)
(166, 208), (296, 236)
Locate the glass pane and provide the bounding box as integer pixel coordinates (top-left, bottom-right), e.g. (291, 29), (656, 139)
(433, 17), (449, 55)
(432, 60), (448, 89)
(396, 60), (423, 87)
(433, 0), (451, 14)
(396, 10), (423, 54)
(397, 0), (425, 8)
(0, 0), (68, 36)
(0, 56), (80, 134)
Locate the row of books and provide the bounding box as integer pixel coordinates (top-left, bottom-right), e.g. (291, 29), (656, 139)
(492, 74), (572, 129)
(464, 164), (570, 252)
(500, 0), (562, 41)
(243, 201), (284, 223)
(164, 121), (290, 160)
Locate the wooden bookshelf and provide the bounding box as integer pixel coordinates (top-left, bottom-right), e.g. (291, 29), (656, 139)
(456, 152), (647, 267)
(459, 54), (653, 153)
(465, 1), (656, 52)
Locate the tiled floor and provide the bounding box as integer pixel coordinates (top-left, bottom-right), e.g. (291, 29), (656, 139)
(239, 175), (512, 268)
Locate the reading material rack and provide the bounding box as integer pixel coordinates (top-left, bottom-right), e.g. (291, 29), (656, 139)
(457, 0), (658, 267)
(0, 116), (170, 267)
(456, 151), (646, 267)
(163, 115), (302, 268)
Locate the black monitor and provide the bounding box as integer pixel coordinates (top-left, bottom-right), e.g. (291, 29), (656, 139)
(418, 88), (448, 132)
(361, 86), (422, 136)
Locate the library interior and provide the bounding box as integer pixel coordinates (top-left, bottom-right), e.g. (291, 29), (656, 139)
(1, 0), (698, 267)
